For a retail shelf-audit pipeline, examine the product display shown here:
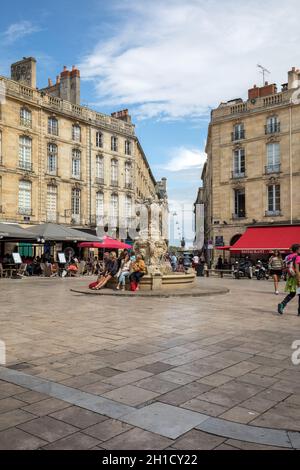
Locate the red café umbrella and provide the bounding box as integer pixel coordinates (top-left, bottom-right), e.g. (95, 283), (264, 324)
(78, 236), (132, 250)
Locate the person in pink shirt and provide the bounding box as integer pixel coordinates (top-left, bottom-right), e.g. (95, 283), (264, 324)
(278, 244), (300, 315)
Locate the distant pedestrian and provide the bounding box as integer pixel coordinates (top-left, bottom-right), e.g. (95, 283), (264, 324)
(269, 250), (283, 294)
(170, 253), (177, 272)
(277, 244), (300, 315)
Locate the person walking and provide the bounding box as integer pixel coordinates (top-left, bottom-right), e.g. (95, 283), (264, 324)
(277, 244), (300, 315)
(129, 254), (147, 291)
(269, 250), (284, 294)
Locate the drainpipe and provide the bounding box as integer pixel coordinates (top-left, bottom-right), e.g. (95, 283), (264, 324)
(289, 105), (293, 225)
(88, 120), (92, 226)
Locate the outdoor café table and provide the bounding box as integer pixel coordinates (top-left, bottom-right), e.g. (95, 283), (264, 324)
(3, 264), (17, 278)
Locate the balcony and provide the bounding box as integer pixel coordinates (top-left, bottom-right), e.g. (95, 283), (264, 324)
(231, 171), (246, 179)
(46, 211), (59, 223)
(95, 177), (104, 185)
(265, 164), (281, 174)
(18, 161), (33, 172)
(265, 210), (281, 217)
(71, 214), (81, 225)
(47, 168), (58, 176)
(232, 211), (246, 220)
(231, 130), (245, 141)
(18, 207), (32, 216)
(20, 117), (32, 128)
(111, 180), (119, 188)
(265, 123), (280, 134)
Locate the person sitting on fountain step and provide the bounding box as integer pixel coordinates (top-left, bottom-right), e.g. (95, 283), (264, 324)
(91, 252), (119, 290)
(129, 254), (147, 291)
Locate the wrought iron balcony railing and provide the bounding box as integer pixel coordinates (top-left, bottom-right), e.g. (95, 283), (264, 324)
(265, 123), (280, 134)
(231, 130), (245, 141)
(18, 161), (33, 172)
(265, 164), (281, 174)
(232, 212), (246, 219)
(231, 171), (246, 179)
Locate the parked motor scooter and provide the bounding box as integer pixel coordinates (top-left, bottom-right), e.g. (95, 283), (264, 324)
(233, 260), (253, 279)
(254, 260), (269, 280)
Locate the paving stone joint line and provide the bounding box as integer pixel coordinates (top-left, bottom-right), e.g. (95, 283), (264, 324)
(0, 366), (299, 449)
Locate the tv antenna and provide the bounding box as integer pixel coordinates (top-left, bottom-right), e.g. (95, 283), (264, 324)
(257, 64), (270, 85)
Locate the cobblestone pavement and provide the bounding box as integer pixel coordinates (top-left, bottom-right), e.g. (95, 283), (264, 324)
(0, 276), (299, 450)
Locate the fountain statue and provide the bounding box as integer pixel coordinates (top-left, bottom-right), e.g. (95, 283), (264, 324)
(133, 197), (195, 290)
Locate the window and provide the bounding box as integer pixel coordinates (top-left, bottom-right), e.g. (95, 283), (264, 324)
(20, 108), (32, 127)
(266, 143), (280, 173)
(125, 161), (132, 187)
(266, 116), (280, 134)
(72, 124), (81, 142)
(48, 117), (58, 135)
(96, 132), (103, 148)
(71, 188), (81, 221)
(125, 195), (132, 224)
(233, 148), (245, 177)
(267, 184), (280, 215)
(232, 123), (244, 141)
(96, 155), (104, 181)
(19, 136), (32, 171)
(125, 140), (131, 155)
(110, 193), (118, 227)
(18, 180), (32, 215)
(111, 136), (118, 152)
(234, 188), (245, 218)
(72, 149), (81, 178)
(96, 191), (104, 224)
(0, 130), (2, 163)
(47, 143), (57, 174)
(47, 185), (57, 222)
(111, 159), (118, 185)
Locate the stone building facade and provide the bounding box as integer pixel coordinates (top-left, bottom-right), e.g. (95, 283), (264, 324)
(0, 57), (168, 241)
(201, 68), (300, 260)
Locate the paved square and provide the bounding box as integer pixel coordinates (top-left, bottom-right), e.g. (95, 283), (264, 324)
(1, 276), (300, 449)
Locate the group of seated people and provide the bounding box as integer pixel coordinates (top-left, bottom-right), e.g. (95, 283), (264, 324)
(89, 250), (147, 292)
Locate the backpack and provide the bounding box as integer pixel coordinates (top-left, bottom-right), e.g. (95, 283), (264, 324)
(284, 255), (297, 277)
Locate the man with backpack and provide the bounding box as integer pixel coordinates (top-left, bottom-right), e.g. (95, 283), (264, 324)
(277, 244), (300, 315)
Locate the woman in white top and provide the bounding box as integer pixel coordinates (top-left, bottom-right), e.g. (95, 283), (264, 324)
(116, 254), (131, 291)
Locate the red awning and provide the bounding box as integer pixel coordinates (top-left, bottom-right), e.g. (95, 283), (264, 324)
(78, 236), (132, 250)
(230, 225), (300, 254)
(216, 246), (231, 251)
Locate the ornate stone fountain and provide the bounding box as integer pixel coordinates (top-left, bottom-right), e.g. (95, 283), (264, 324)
(133, 198), (196, 290)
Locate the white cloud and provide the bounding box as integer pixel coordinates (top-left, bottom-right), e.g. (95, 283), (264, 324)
(160, 147), (206, 172)
(2, 21), (41, 44)
(79, 0), (300, 119)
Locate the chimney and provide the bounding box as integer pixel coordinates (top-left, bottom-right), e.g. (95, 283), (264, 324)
(248, 82), (277, 100)
(70, 65), (80, 105)
(248, 84), (260, 100)
(288, 67), (300, 90)
(11, 57), (37, 88)
(48, 78), (53, 87)
(111, 109), (131, 123)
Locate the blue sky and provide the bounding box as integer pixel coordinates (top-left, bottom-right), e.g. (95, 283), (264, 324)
(1, 0), (300, 245)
